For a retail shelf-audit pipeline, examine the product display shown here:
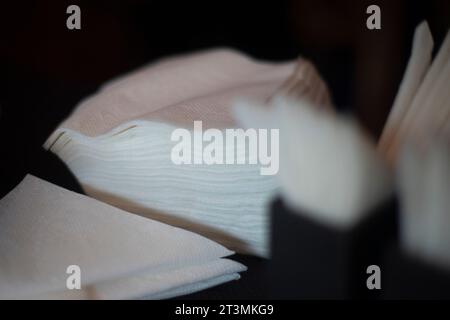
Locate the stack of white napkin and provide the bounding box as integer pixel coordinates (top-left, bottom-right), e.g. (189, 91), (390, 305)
(44, 49), (332, 257)
(0, 175), (246, 299)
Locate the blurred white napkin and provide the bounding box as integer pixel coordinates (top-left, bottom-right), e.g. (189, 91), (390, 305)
(234, 96), (393, 229)
(0, 175), (246, 299)
(397, 141), (450, 270)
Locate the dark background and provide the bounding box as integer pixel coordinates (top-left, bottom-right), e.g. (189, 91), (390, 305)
(1, 0), (449, 197)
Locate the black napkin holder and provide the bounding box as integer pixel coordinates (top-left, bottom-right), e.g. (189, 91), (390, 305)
(269, 197), (397, 299)
(383, 245), (450, 299)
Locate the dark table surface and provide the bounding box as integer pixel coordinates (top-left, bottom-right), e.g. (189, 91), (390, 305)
(176, 255), (271, 300)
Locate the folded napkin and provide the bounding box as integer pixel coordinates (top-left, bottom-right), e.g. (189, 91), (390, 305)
(44, 49), (331, 257)
(0, 175), (246, 299)
(45, 49), (297, 138)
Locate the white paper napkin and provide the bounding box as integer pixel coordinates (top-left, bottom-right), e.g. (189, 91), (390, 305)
(0, 175), (246, 299)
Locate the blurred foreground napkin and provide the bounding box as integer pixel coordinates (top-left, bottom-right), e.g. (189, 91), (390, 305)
(233, 96), (392, 229)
